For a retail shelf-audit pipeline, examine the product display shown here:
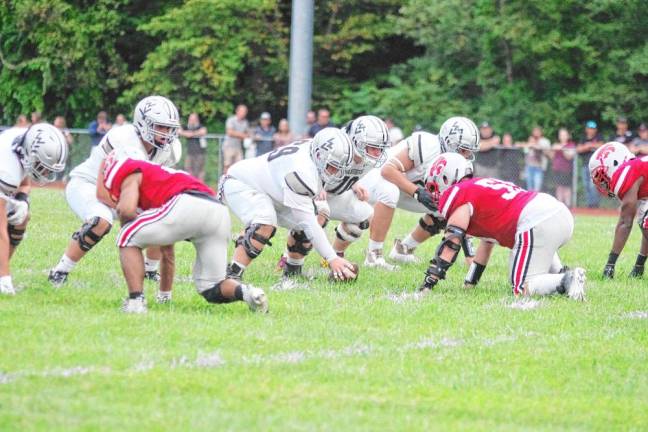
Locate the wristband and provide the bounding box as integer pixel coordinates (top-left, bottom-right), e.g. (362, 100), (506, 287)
(464, 262), (486, 286)
(14, 192), (29, 206)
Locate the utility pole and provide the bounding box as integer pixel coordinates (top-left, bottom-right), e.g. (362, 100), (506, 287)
(287, 0), (314, 137)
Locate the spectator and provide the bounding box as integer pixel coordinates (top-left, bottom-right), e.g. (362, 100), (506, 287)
(115, 114), (129, 126)
(31, 111), (43, 124)
(576, 120), (604, 208)
(308, 108), (331, 138)
(53, 116), (74, 147)
(15, 114), (29, 128)
(306, 110), (316, 129)
(609, 116), (634, 145)
(254, 112), (276, 155)
(630, 123), (648, 155)
(273, 118), (294, 148)
(550, 128), (576, 207)
(519, 126), (551, 191)
(180, 112), (208, 180)
(224, 104), (249, 172)
(473, 121), (500, 178)
(385, 117), (404, 146)
(498, 132), (523, 185)
(88, 111), (112, 146)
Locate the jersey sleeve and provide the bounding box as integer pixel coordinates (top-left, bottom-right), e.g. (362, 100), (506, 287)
(103, 157), (144, 197)
(612, 164), (635, 199)
(439, 185), (464, 219)
(0, 171), (18, 197)
(407, 132), (440, 168)
(283, 171), (318, 199)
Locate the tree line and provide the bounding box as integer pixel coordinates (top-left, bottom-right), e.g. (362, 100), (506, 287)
(1, 0), (646, 139)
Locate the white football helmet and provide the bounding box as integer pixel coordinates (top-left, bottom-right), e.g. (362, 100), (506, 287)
(311, 127), (354, 185)
(438, 117), (480, 160)
(589, 141), (634, 197)
(18, 123), (68, 184)
(425, 152), (474, 202)
(345, 115), (390, 167)
(133, 95), (180, 150)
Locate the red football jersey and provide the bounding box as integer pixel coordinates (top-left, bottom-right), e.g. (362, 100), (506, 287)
(103, 157), (215, 210)
(438, 177), (537, 248)
(610, 156), (648, 200)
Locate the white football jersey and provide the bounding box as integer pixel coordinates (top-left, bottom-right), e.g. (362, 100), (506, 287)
(389, 131), (441, 185)
(0, 127), (28, 196)
(69, 124), (181, 183)
(227, 141), (321, 213)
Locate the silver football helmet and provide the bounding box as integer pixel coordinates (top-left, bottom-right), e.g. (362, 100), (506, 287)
(311, 127), (354, 185)
(345, 115), (390, 167)
(133, 95), (180, 150)
(425, 152), (473, 203)
(438, 117), (480, 160)
(20, 123), (68, 184)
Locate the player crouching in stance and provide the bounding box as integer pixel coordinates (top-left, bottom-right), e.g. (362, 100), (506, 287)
(589, 142), (647, 278)
(220, 128), (358, 285)
(419, 153), (586, 301)
(0, 124), (68, 295)
(48, 96), (182, 287)
(99, 150), (268, 314)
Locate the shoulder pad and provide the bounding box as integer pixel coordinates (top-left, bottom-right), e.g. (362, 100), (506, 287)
(284, 172), (317, 197)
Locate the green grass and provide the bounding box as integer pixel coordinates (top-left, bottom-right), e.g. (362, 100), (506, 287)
(1, 188), (646, 431)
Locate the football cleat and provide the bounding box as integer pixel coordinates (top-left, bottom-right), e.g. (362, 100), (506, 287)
(389, 238), (421, 264)
(121, 295), (148, 314)
(565, 267), (586, 301)
(629, 265), (644, 278)
(155, 290), (172, 304)
(48, 270), (69, 288)
(364, 248), (399, 271)
(144, 270), (161, 282)
(242, 285), (268, 313)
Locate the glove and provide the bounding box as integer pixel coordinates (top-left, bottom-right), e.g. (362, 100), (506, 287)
(0, 275), (16, 296)
(6, 199), (29, 226)
(629, 265), (644, 278)
(602, 264), (615, 279)
(413, 187), (437, 212)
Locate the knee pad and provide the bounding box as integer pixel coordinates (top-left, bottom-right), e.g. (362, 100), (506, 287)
(335, 219), (370, 243)
(237, 223), (276, 259)
(7, 225), (25, 247)
(287, 230), (313, 256)
(201, 281), (236, 304)
(72, 217), (111, 252)
(419, 214), (446, 236)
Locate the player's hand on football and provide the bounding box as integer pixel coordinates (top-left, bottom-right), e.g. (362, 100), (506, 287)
(6, 199), (29, 226)
(329, 257), (357, 281)
(602, 264), (615, 279)
(0, 276), (16, 296)
(352, 184), (369, 201)
(413, 187), (437, 212)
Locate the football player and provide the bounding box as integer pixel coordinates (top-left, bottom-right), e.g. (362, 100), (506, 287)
(0, 123), (68, 295)
(48, 96), (182, 287)
(98, 150), (267, 313)
(588, 142), (647, 278)
(357, 117), (480, 270)
(419, 153), (586, 300)
(220, 127), (358, 283)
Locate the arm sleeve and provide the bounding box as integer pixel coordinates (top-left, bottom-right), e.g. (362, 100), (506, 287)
(290, 207), (338, 262)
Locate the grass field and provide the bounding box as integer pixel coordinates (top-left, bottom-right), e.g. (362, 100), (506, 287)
(1, 188), (646, 431)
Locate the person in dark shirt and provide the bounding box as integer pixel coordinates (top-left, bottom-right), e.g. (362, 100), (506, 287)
(576, 120), (604, 208)
(609, 116), (634, 145)
(253, 112), (276, 155)
(308, 108), (332, 138)
(180, 112), (208, 180)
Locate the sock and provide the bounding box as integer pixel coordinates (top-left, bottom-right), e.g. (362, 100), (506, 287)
(635, 254), (647, 267)
(157, 290), (172, 299)
(402, 234), (420, 250)
(144, 258), (160, 272)
(526, 274), (566, 296)
(54, 255), (77, 273)
(232, 260), (247, 270)
(235, 285), (245, 301)
(287, 256), (305, 266)
(368, 240), (383, 251)
(129, 291), (144, 299)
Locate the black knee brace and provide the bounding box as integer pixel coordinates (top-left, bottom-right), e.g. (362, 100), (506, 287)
(236, 224), (276, 259)
(72, 217), (111, 252)
(7, 225), (25, 247)
(201, 281), (243, 304)
(287, 230), (313, 256)
(419, 215), (446, 236)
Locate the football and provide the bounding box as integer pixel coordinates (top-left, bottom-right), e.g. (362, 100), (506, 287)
(329, 262), (360, 282)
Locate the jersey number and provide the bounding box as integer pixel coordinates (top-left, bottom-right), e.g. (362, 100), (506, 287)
(268, 145), (300, 161)
(475, 178), (522, 200)
(327, 175), (359, 194)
